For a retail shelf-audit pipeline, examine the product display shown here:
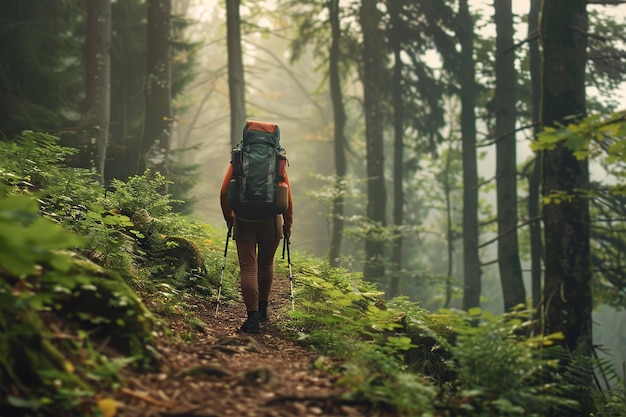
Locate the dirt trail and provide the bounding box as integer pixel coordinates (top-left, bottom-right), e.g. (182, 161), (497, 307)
(109, 278), (382, 417)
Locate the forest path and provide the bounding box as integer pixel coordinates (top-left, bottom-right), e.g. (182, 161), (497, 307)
(108, 277), (384, 417)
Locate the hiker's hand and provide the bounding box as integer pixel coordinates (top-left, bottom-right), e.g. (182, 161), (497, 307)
(226, 212), (234, 229)
(283, 225), (291, 243)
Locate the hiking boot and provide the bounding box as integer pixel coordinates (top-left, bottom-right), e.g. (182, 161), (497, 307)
(259, 301), (269, 322)
(239, 311), (260, 333)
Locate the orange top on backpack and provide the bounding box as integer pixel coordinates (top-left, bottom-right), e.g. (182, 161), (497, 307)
(246, 120), (278, 133)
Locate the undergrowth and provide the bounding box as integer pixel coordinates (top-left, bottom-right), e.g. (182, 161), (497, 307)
(0, 132), (240, 416)
(287, 253), (626, 416)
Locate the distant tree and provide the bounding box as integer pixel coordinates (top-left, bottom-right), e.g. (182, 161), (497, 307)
(493, 0), (525, 311)
(457, 0), (482, 310)
(84, 0), (112, 181)
(388, 0), (405, 298)
(526, 0), (543, 317)
(380, 0), (447, 297)
(359, 0), (387, 282)
(141, 0), (173, 179)
(105, 0), (146, 182)
(539, 0), (593, 412)
(425, 0), (482, 310)
(226, 0), (246, 147)
(0, 0), (81, 139)
(328, 0), (348, 267)
(396, 0), (479, 307)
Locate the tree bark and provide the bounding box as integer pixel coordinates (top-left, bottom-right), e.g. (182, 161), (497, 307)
(226, 0), (246, 147)
(359, 0), (387, 282)
(388, 0), (404, 298)
(540, 0), (593, 412)
(458, 0), (481, 310)
(328, 0), (347, 268)
(443, 140), (455, 309)
(141, 0), (172, 178)
(527, 0), (543, 320)
(85, 0), (111, 181)
(494, 0), (525, 311)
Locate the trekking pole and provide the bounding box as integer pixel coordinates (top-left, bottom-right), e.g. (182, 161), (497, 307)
(283, 236), (295, 311)
(215, 225), (232, 318)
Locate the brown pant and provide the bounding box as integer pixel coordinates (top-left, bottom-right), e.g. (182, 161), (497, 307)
(234, 216), (283, 312)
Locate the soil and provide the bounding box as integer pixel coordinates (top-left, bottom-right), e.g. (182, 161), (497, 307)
(108, 278), (390, 417)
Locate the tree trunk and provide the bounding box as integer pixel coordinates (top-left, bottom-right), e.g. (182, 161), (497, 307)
(141, 0), (172, 178)
(359, 0), (387, 282)
(540, 0), (593, 412)
(458, 0), (481, 310)
(328, 0), (347, 268)
(226, 0), (246, 147)
(444, 140), (455, 309)
(494, 0), (525, 311)
(527, 0), (543, 320)
(388, 0), (404, 298)
(85, 0), (111, 182)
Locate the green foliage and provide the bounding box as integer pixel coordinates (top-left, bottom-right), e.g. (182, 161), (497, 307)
(0, 196), (84, 278)
(0, 134), (212, 297)
(592, 357), (626, 417)
(0, 131), (80, 190)
(530, 111), (626, 310)
(531, 111), (626, 163)
(289, 256), (438, 414)
(0, 133), (214, 415)
(0, 193), (124, 416)
(288, 250), (619, 416)
(108, 170), (179, 217)
(431, 308), (581, 416)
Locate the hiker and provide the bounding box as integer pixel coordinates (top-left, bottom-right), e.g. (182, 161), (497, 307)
(219, 121), (293, 333)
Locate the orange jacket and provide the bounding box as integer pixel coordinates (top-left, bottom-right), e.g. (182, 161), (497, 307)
(219, 163), (294, 231)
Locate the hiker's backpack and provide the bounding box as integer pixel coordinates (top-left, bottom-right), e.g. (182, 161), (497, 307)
(227, 120), (289, 220)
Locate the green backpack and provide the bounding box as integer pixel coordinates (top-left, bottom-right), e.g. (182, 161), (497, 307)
(227, 120), (289, 220)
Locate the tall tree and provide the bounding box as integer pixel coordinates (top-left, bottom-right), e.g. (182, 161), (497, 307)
(359, 0), (387, 282)
(141, 0), (172, 176)
(85, 0), (112, 181)
(388, 0), (405, 297)
(409, 0), (481, 308)
(493, 0), (525, 311)
(105, 0), (147, 182)
(226, 0), (246, 147)
(526, 0), (543, 318)
(328, 0), (348, 267)
(381, 0), (447, 297)
(458, 0), (482, 310)
(540, 0), (592, 412)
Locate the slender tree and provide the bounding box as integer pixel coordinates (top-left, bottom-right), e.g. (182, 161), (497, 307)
(407, 0), (480, 308)
(540, 0), (593, 412)
(85, 0), (111, 181)
(527, 0), (543, 318)
(388, 0), (405, 297)
(494, 0), (525, 311)
(442, 136), (459, 308)
(328, 0), (348, 267)
(226, 0), (246, 147)
(359, 0), (387, 282)
(458, 0), (482, 310)
(141, 0), (172, 177)
(105, 0), (146, 182)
